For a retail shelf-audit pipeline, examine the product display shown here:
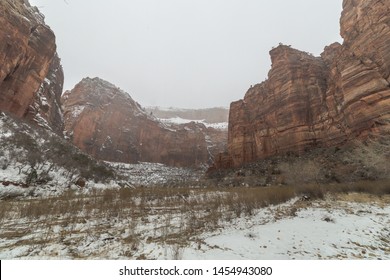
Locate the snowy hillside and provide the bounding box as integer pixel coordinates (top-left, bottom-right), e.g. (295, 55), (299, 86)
(147, 106), (229, 129)
(0, 112), (206, 199)
(0, 112), (117, 198)
(107, 161), (204, 187)
(159, 117), (228, 131)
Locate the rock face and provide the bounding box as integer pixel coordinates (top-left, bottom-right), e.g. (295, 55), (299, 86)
(62, 77), (219, 167)
(26, 53), (64, 134)
(0, 0), (63, 134)
(214, 0), (390, 169)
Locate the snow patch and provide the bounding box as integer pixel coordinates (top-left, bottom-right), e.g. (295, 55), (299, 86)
(159, 117), (228, 130)
(71, 105), (85, 118)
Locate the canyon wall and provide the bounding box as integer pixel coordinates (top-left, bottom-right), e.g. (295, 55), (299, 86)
(62, 78), (219, 167)
(214, 0), (390, 169)
(0, 0), (63, 134)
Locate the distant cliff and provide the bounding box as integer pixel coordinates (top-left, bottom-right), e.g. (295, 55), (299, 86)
(214, 0), (390, 169)
(147, 107), (229, 124)
(62, 77), (226, 167)
(0, 0), (64, 134)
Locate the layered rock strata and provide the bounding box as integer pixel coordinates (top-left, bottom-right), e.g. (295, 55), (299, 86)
(0, 0), (63, 134)
(214, 0), (390, 169)
(62, 78), (218, 167)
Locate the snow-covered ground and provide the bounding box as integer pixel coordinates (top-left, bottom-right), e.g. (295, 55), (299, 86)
(0, 193), (388, 260)
(107, 161), (204, 186)
(184, 197), (390, 260)
(159, 117), (228, 130)
(1, 113), (388, 260)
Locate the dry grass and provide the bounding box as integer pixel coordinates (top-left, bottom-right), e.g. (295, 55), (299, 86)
(1, 179), (389, 257)
(2, 180), (390, 222)
(325, 180), (390, 197)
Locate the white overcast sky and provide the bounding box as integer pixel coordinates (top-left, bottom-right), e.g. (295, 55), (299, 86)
(29, 0), (343, 108)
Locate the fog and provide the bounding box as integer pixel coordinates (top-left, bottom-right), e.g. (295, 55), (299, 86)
(29, 0), (343, 108)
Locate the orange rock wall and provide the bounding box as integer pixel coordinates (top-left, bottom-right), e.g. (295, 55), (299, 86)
(62, 78), (216, 167)
(216, 0), (390, 168)
(0, 0), (63, 133)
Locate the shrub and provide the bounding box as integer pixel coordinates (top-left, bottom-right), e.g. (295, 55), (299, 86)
(279, 160), (321, 185)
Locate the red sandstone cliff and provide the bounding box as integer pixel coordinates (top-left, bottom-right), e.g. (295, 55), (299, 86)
(0, 0), (63, 134)
(62, 77), (223, 167)
(214, 0), (390, 169)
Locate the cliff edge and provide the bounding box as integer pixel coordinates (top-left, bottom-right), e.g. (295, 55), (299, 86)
(214, 0), (390, 169)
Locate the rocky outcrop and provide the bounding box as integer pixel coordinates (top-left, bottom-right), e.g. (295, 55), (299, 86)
(205, 126), (228, 161)
(62, 77), (217, 167)
(214, 0), (390, 169)
(146, 107), (229, 161)
(0, 0), (63, 134)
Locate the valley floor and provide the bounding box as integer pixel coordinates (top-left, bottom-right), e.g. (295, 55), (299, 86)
(186, 194), (390, 260)
(0, 190), (389, 260)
